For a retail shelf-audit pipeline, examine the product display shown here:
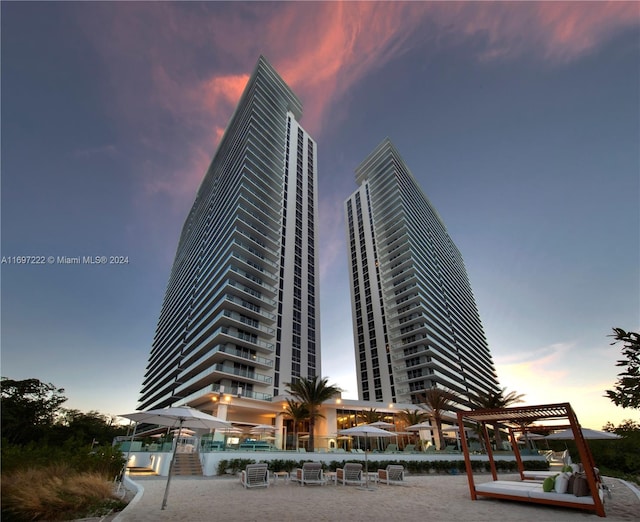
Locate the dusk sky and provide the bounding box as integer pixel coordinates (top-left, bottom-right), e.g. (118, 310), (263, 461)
(2, 2), (638, 430)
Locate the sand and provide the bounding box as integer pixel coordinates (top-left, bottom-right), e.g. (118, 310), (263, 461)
(110, 473), (640, 522)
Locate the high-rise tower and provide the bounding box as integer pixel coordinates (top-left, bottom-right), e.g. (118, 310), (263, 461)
(139, 57), (320, 410)
(345, 138), (499, 405)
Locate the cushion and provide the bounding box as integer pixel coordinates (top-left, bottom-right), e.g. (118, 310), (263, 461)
(573, 474), (590, 497)
(554, 472), (570, 494)
(542, 475), (556, 492)
(566, 473), (576, 494)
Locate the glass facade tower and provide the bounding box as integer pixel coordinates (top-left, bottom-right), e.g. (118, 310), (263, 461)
(139, 56), (320, 410)
(345, 138), (499, 405)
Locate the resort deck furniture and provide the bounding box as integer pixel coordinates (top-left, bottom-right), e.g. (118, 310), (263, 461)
(272, 471), (290, 484)
(336, 463), (365, 486)
(457, 403), (606, 517)
(240, 463), (270, 489)
(238, 442), (273, 451)
(292, 462), (325, 486)
(403, 444), (415, 453)
(377, 465), (405, 485)
(384, 443), (398, 453)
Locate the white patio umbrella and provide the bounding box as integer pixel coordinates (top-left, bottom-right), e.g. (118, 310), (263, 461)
(339, 424), (395, 490)
(120, 407), (231, 510)
(250, 424), (276, 441)
(406, 422), (435, 451)
(170, 427), (195, 437)
(367, 421), (395, 428)
(545, 428), (622, 440)
(215, 426), (243, 448)
(406, 422), (435, 431)
(367, 421), (397, 449)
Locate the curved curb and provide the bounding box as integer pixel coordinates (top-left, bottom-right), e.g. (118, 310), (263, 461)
(618, 478), (640, 502)
(111, 475), (144, 521)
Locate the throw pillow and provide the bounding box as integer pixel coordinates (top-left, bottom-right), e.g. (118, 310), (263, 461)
(543, 475), (556, 492)
(573, 474), (590, 497)
(554, 472), (570, 494)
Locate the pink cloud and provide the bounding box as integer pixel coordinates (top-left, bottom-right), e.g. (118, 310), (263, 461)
(77, 1), (638, 210)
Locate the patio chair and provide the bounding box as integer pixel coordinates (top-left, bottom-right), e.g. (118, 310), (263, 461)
(403, 444), (415, 453)
(384, 443), (398, 453)
(240, 463), (269, 489)
(378, 464), (405, 485)
(336, 463), (365, 486)
(292, 462), (325, 486)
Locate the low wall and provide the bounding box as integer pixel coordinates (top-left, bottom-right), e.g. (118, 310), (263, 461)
(126, 450), (546, 477)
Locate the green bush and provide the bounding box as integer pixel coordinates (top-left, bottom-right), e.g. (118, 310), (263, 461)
(1, 440), (124, 478)
(216, 458), (257, 475)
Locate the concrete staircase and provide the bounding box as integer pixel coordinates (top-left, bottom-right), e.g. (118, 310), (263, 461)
(172, 452), (203, 476)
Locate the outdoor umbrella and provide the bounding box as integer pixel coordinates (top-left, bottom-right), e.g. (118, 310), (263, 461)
(367, 421), (395, 428)
(119, 407), (231, 509)
(406, 422), (435, 452)
(545, 428), (622, 440)
(367, 421), (397, 449)
(406, 422), (435, 431)
(250, 424), (275, 441)
(339, 424), (395, 490)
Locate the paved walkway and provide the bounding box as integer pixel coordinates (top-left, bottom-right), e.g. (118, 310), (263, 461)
(110, 473), (640, 521)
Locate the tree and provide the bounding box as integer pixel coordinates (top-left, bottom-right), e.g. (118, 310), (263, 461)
(472, 387), (525, 450)
(419, 387), (459, 450)
(53, 409), (127, 447)
(360, 408), (381, 424)
(603, 419), (640, 435)
(605, 328), (640, 409)
(397, 408), (430, 449)
(285, 375), (341, 452)
(1, 377), (67, 444)
(396, 408), (430, 428)
(282, 399), (309, 450)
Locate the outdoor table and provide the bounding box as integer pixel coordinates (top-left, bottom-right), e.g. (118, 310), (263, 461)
(272, 471), (289, 484)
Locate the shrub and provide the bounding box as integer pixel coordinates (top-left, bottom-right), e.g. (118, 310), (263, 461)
(1, 465), (127, 522)
(216, 458), (256, 475)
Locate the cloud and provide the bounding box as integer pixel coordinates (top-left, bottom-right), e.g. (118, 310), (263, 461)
(429, 1), (639, 64)
(76, 1), (639, 215)
(495, 341), (575, 400)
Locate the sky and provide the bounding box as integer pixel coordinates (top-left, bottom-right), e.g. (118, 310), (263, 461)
(1, 2), (639, 430)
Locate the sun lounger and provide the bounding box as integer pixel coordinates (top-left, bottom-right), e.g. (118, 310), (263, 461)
(292, 462), (325, 486)
(378, 465), (405, 485)
(336, 463), (365, 486)
(240, 463), (269, 489)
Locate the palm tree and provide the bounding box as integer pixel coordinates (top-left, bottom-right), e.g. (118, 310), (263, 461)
(285, 376), (341, 452)
(283, 398), (309, 450)
(360, 408), (381, 424)
(397, 408), (430, 449)
(473, 387), (525, 450)
(419, 387), (459, 450)
(396, 408), (430, 428)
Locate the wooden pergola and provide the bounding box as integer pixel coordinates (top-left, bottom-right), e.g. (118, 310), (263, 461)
(457, 402), (606, 517)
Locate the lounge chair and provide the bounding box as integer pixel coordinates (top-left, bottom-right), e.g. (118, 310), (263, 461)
(384, 443), (398, 453)
(240, 463), (269, 489)
(292, 462), (325, 486)
(403, 444), (415, 453)
(378, 464), (405, 485)
(336, 463), (365, 486)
